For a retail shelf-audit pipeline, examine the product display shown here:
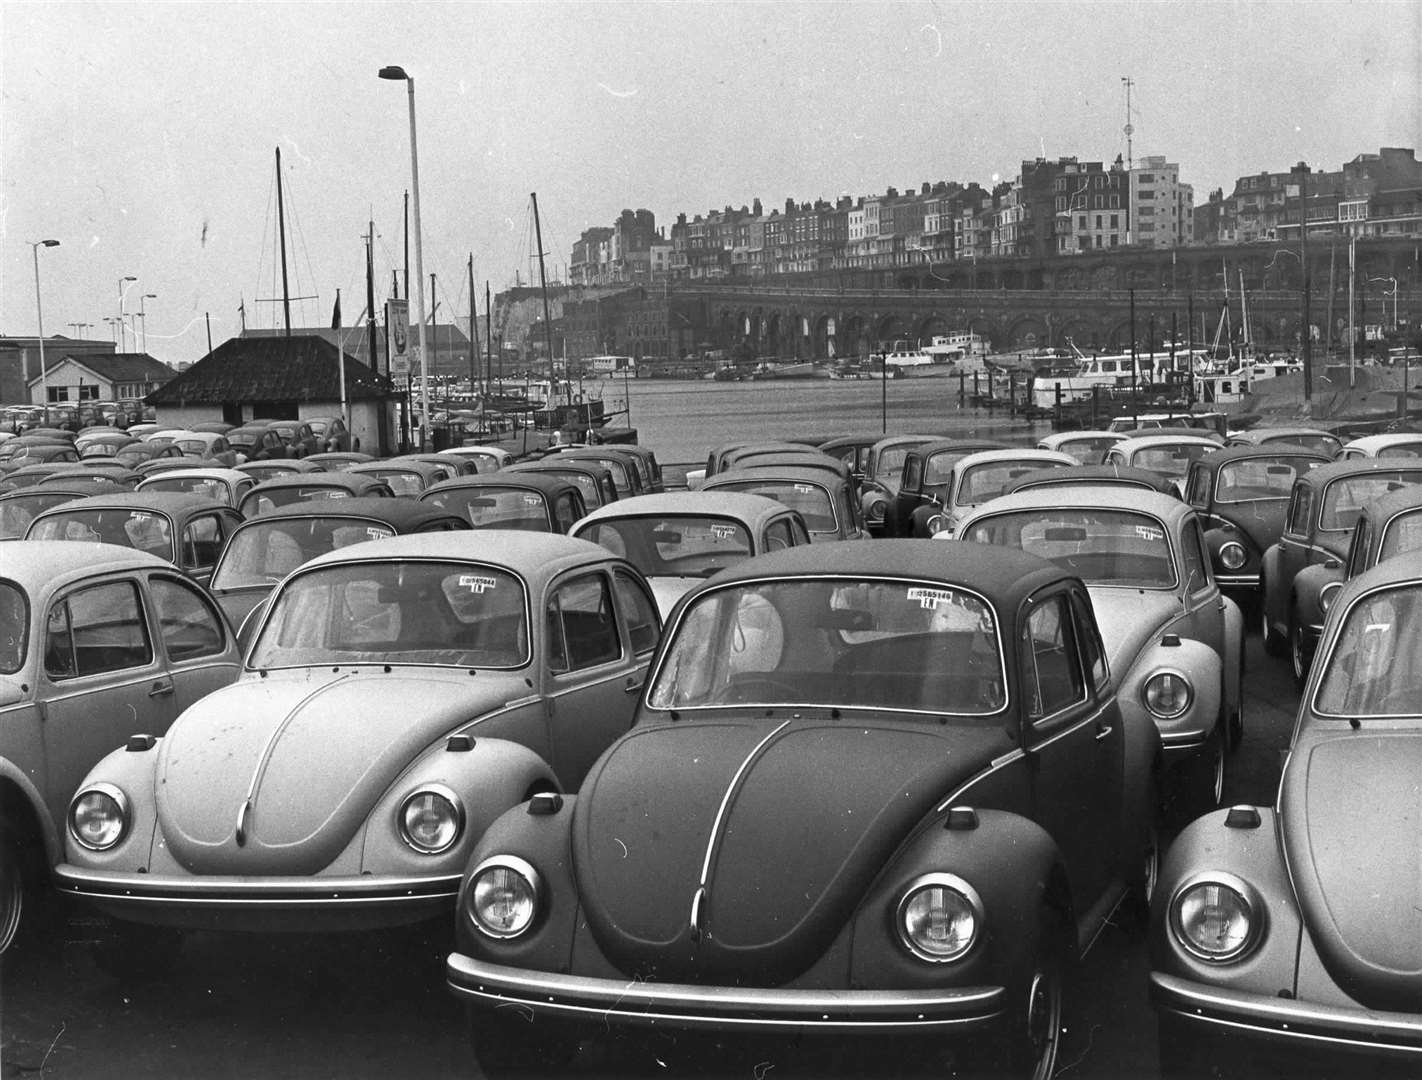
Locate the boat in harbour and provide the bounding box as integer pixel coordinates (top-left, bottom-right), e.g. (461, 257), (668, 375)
(1030, 339), (1207, 408)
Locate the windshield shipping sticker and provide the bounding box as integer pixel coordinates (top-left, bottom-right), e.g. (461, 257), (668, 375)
(907, 587), (956, 610)
(458, 575), (498, 593)
(1135, 524), (1165, 542)
(793, 484), (816, 494)
(367, 527), (393, 540)
(523, 495), (542, 507)
(710, 524), (736, 540)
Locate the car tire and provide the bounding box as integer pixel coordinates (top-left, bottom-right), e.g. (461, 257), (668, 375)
(468, 1006), (583, 1078)
(985, 910), (1068, 1080)
(1260, 581), (1286, 656)
(0, 820), (23, 955)
(92, 922), (184, 981)
(1290, 613), (1312, 692)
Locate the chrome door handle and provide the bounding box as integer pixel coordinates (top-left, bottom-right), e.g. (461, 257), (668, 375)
(1095, 723), (1114, 741)
(148, 681), (174, 698)
(624, 676), (644, 695)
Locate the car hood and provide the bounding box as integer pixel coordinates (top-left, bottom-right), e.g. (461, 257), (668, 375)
(155, 670), (525, 875)
(1281, 731), (1422, 1010)
(1209, 500), (1287, 553)
(1087, 589), (1180, 674)
(570, 715), (999, 984)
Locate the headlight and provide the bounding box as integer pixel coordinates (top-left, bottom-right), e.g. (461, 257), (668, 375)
(69, 783), (130, 851)
(925, 513), (948, 535)
(1218, 541), (1247, 571)
(1319, 581), (1342, 614)
(1143, 670), (1192, 719)
(866, 496), (888, 523)
(398, 785), (463, 854)
(896, 873), (982, 962)
(1170, 874), (1260, 962)
(468, 855), (541, 939)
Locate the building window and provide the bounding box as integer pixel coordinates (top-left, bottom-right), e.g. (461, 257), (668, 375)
(1110, 235), (1119, 246)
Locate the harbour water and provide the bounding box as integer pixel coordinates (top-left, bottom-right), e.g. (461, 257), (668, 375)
(599, 378), (1054, 464)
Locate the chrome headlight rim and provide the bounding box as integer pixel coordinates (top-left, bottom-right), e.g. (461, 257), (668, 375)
(68, 782), (131, 852)
(1218, 541), (1248, 571)
(1169, 871), (1263, 964)
(397, 783), (465, 855)
(1142, 668), (1193, 720)
(895, 871), (984, 964)
(924, 513), (949, 536)
(1318, 581), (1342, 614)
(866, 496), (889, 523)
(467, 854), (542, 940)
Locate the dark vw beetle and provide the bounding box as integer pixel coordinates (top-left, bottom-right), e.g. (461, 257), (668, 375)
(1151, 552), (1422, 1075)
(55, 533), (662, 968)
(446, 541), (1159, 1078)
(237, 471), (395, 519)
(419, 472), (587, 533)
(1286, 484), (1422, 687)
(887, 438), (1009, 537)
(1182, 444), (1330, 599)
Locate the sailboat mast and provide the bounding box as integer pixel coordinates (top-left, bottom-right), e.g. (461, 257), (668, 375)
(530, 192), (562, 404)
(276, 147), (292, 335)
(467, 254), (479, 398)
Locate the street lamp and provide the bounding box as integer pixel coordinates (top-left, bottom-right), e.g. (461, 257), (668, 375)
(138, 293), (157, 353)
(379, 64), (431, 450)
(29, 239), (60, 424)
(1368, 276), (1399, 333)
(117, 275), (138, 351)
(103, 317), (120, 344)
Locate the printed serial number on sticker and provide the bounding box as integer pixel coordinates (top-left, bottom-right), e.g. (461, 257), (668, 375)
(367, 527), (393, 540)
(793, 484), (816, 494)
(1135, 525), (1164, 542)
(907, 587), (956, 609)
(458, 575), (499, 593)
(710, 524), (736, 539)
(523, 495), (542, 506)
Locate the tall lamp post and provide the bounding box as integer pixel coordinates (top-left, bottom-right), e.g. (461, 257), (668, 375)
(138, 293), (157, 353)
(117, 275), (138, 351)
(1291, 162), (1313, 411)
(379, 65), (431, 450)
(29, 239), (60, 424)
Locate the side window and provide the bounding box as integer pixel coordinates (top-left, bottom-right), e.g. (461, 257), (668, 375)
(46, 579), (154, 680)
(1183, 465), (1209, 507)
(1023, 594), (1086, 720)
(1105, 449), (1125, 467)
(612, 570), (659, 656)
(151, 576), (226, 661)
(1285, 484), (1313, 537)
(545, 574), (620, 674)
(763, 520), (797, 552)
(182, 515), (224, 570)
(901, 456), (922, 494)
(1071, 590), (1110, 693)
(1180, 518), (1212, 594)
(554, 494), (581, 534)
(1345, 516), (1372, 578)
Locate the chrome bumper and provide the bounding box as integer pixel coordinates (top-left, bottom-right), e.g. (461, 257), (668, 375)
(1214, 574), (1261, 589)
(447, 953), (1006, 1033)
(1152, 971), (1422, 1057)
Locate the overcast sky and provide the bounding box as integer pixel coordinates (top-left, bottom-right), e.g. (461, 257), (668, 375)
(3, 0), (1418, 365)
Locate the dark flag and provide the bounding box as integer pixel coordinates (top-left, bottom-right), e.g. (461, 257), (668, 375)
(331, 289), (342, 329)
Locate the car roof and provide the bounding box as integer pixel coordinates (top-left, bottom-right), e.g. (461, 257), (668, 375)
(1039, 430), (1125, 444)
(703, 465), (837, 489)
(29, 490), (221, 515)
(574, 491), (792, 528)
(295, 529), (616, 578)
(960, 485), (1192, 525)
(1234, 426), (1337, 441)
(235, 496), (467, 530)
(1114, 434), (1224, 451)
(419, 471), (579, 497)
(952, 448), (1077, 469)
(1192, 444), (1332, 470)
(1005, 463), (1179, 494)
(0, 540), (175, 589)
(244, 472), (384, 495)
(697, 538), (1067, 608)
(1294, 457), (1422, 489)
(915, 438), (1012, 457)
(1342, 433), (1422, 452)
(348, 459), (445, 478)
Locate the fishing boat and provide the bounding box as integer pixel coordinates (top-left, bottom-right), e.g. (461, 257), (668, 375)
(1030, 340), (1205, 409)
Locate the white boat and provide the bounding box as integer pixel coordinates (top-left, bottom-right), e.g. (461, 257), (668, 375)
(1030, 341), (1205, 408)
(921, 332), (991, 373)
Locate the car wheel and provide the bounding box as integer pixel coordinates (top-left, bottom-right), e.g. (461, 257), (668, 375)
(468, 1006), (583, 1078)
(1290, 614), (1312, 692)
(0, 821), (23, 955)
(92, 922), (184, 981)
(1259, 581), (1286, 656)
(981, 911), (1067, 1080)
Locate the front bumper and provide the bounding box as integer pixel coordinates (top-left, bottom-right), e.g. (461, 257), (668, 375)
(54, 864), (461, 933)
(1152, 971), (1422, 1058)
(447, 954), (1006, 1034)
(1215, 573), (1261, 589)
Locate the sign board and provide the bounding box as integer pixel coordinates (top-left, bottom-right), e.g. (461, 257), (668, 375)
(386, 299), (410, 377)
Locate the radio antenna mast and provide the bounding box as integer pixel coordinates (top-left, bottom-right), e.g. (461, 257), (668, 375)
(1121, 76), (1135, 170)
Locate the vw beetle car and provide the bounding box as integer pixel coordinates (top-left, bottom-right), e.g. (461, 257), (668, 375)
(1335, 432), (1422, 460)
(237, 471), (395, 518)
(1151, 551), (1422, 1076)
(1003, 463), (1181, 498)
(24, 492), (243, 589)
(956, 487), (1244, 815)
(1259, 459), (1422, 657)
(701, 463), (865, 542)
(1182, 444), (1331, 604)
(1036, 430), (1126, 465)
(571, 491), (811, 616)
(887, 438), (1009, 537)
(505, 459), (620, 510)
(346, 458), (448, 496)
(419, 473), (587, 533)
(1104, 434), (1222, 497)
(1284, 484), (1422, 689)
(234, 457), (322, 482)
(0, 542), (240, 954)
(1224, 426), (1343, 458)
(446, 541), (1159, 1078)
(854, 433), (937, 535)
(55, 532), (662, 969)
(135, 466), (256, 508)
(910, 448), (1076, 537)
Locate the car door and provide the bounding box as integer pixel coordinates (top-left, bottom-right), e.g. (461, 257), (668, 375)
(1271, 480), (1315, 621)
(40, 576), (176, 827)
(179, 512), (231, 587)
(542, 568), (649, 787)
(146, 573), (241, 713)
(1020, 587), (1122, 913)
(1175, 514), (1228, 660)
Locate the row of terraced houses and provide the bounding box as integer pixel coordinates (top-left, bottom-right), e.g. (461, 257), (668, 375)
(570, 148), (1422, 286)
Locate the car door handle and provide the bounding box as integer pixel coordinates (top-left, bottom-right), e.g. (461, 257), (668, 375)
(148, 680), (174, 698)
(624, 676), (644, 695)
(1095, 722), (1115, 741)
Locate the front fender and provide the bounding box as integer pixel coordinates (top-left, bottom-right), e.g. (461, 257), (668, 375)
(63, 739), (164, 872)
(1118, 638), (1222, 750)
(1291, 562), (1344, 632)
(0, 756), (61, 866)
(1151, 807), (1300, 998)
(1260, 543), (1286, 628)
(1203, 523), (1260, 578)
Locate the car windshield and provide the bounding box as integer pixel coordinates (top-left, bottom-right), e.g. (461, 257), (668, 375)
(1131, 444), (1212, 479)
(1379, 510), (1422, 562)
(1215, 456), (1314, 503)
(1, 494), (76, 539)
(243, 485), (350, 517)
(536, 471), (600, 506)
(1057, 437), (1117, 465)
(365, 470), (423, 496)
(1378, 443), (1422, 458)
(579, 515), (752, 577)
(249, 560), (529, 669)
(144, 476), (229, 502)
(28, 508), (174, 558)
(1315, 582), (1422, 717)
(874, 445), (917, 482)
(647, 578), (1003, 714)
(425, 487), (550, 530)
(1321, 473), (1422, 532)
(924, 451), (972, 486)
(958, 460), (1064, 506)
(961, 509), (1177, 588)
(712, 480), (836, 533)
(0, 580), (27, 673)
(1273, 434), (1340, 456)
(214, 518), (396, 589)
